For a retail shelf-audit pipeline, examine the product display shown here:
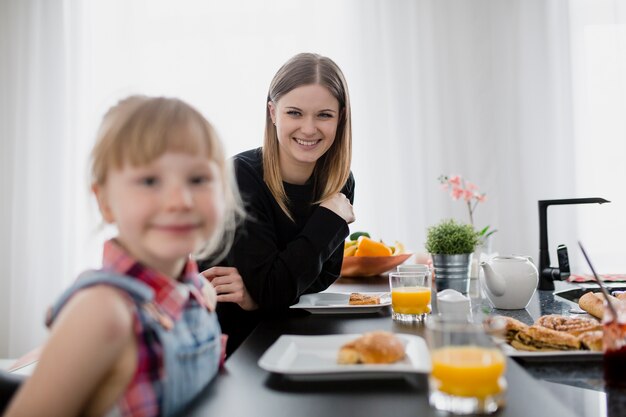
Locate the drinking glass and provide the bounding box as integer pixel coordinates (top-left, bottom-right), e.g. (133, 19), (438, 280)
(388, 271), (431, 322)
(603, 301), (626, 388)
(425, 316), (507, 414)
(397, 263), (430, 274)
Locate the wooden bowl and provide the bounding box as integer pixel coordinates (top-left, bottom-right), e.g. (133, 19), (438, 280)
(340, 253), (413, 277)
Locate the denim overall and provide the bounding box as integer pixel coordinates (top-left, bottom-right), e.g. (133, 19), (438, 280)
(47, 270), (221, 417)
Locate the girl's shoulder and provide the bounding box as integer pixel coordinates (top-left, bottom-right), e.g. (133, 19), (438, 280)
(47, 271), (152, 331)
(59, 285), (135, 337)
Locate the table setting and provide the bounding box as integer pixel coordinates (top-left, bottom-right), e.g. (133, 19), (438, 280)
(179, 238), (621, 417)
(183, 201), (626, 417)
(180, 274), (579, 417)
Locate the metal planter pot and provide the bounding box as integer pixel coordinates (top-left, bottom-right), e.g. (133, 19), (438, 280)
(431, 253), (473, 295)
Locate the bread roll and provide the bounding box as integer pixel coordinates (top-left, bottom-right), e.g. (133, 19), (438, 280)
(337, 331), (405, 364)
(579, 292), (605, 319)
(535, 314), (601, 336)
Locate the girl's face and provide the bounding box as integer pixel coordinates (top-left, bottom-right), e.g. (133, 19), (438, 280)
(94, 151), (225, 278)
(268, 84), (340, 184)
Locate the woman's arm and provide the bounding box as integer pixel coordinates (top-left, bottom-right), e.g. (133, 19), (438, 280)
(304, 244), (346, 294)
(230, 167), (355, 310)
(203, 266), (258, 311)
(5, 286), (134, 417)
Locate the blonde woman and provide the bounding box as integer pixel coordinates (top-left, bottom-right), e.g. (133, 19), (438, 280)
(201, 53), (355, 354)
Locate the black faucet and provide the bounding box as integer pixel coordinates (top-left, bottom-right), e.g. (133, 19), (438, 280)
(538, 197), (610, 290)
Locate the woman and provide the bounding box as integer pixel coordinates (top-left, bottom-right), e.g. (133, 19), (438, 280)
(200, 53), (355, 355)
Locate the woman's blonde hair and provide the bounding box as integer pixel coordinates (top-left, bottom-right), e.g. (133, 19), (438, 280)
(263, 53), (352, 220)
(91, 95), (244, 262)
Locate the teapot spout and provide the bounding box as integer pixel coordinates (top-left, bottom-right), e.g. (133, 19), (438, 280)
(480, 262), (506, 296)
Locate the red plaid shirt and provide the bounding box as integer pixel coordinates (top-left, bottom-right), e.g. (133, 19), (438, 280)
(102, 239), (211, 417)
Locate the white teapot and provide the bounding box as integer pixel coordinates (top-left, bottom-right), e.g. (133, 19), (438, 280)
(480, 255), (538, 310)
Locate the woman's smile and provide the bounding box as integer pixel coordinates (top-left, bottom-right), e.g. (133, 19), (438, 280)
(294, 137), (322, 147)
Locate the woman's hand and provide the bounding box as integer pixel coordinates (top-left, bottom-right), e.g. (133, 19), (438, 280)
(320, 192), (355, 224)
(200, 279), (218, 312)
(202, 266), (259, 311)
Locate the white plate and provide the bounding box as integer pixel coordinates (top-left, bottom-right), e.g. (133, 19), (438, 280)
(9, 360), (37, 376)
(290, 292), (391, 314)
(496, 340), (602, 361)
(258, 333), (431, 380)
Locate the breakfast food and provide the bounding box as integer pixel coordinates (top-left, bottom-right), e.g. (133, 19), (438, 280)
(579, 330), (603, 351)
(337, 331), (405, 364)
(578, 291), (624, 319)
(511, 325), (581, 351)
(348, 293), (380, 305)
(535, 314), (602, 336)
(579, 292), (606, 319)
(488, 314), (605, 352)
(484, 316), (528, 342)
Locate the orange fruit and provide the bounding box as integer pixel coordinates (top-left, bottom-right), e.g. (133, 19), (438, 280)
(355, 236), (393, 257)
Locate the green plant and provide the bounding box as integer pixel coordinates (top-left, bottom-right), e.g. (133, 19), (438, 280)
(425, 219), (480, 255)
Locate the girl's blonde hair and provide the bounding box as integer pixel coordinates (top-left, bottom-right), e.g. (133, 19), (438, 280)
(91, 95), (244, 262)
(263, 53), (352, 220)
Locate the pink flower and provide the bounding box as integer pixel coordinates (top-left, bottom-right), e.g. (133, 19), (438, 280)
(463, 190), (474, 202)
(465, 181), (478, 192)
(451, 187), (464, 200)
(438, 174), (490, 229)
(437, 174), (496, 243)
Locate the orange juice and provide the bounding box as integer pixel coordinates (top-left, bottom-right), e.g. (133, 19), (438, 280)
(391, 286), (431, 314)
(431, 346), (505, 398)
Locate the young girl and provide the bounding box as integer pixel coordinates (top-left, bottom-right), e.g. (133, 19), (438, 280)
(200, 52), (356, 355)
(5, 96), (243, 417)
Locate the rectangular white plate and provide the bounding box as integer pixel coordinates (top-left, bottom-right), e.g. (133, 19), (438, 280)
(290, 292), (391, 314)
(496, 340), (602, 361)
(258, 333), (431, 380)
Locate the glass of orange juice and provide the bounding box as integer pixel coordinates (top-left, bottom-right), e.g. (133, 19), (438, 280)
(426, 316), (506, 414)
(389, 271), (431, 322)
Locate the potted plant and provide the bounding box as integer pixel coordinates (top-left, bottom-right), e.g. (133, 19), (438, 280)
(425, 219), (480, 294)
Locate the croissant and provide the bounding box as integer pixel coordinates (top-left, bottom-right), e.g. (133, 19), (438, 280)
(337, 331), (405, 364)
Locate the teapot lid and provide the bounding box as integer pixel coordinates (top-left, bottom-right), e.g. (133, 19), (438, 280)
(492, 255), (530, 262)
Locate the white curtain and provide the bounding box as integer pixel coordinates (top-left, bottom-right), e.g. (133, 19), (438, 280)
(1, 0), (625, 358)
(0, 0), (99, 358)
